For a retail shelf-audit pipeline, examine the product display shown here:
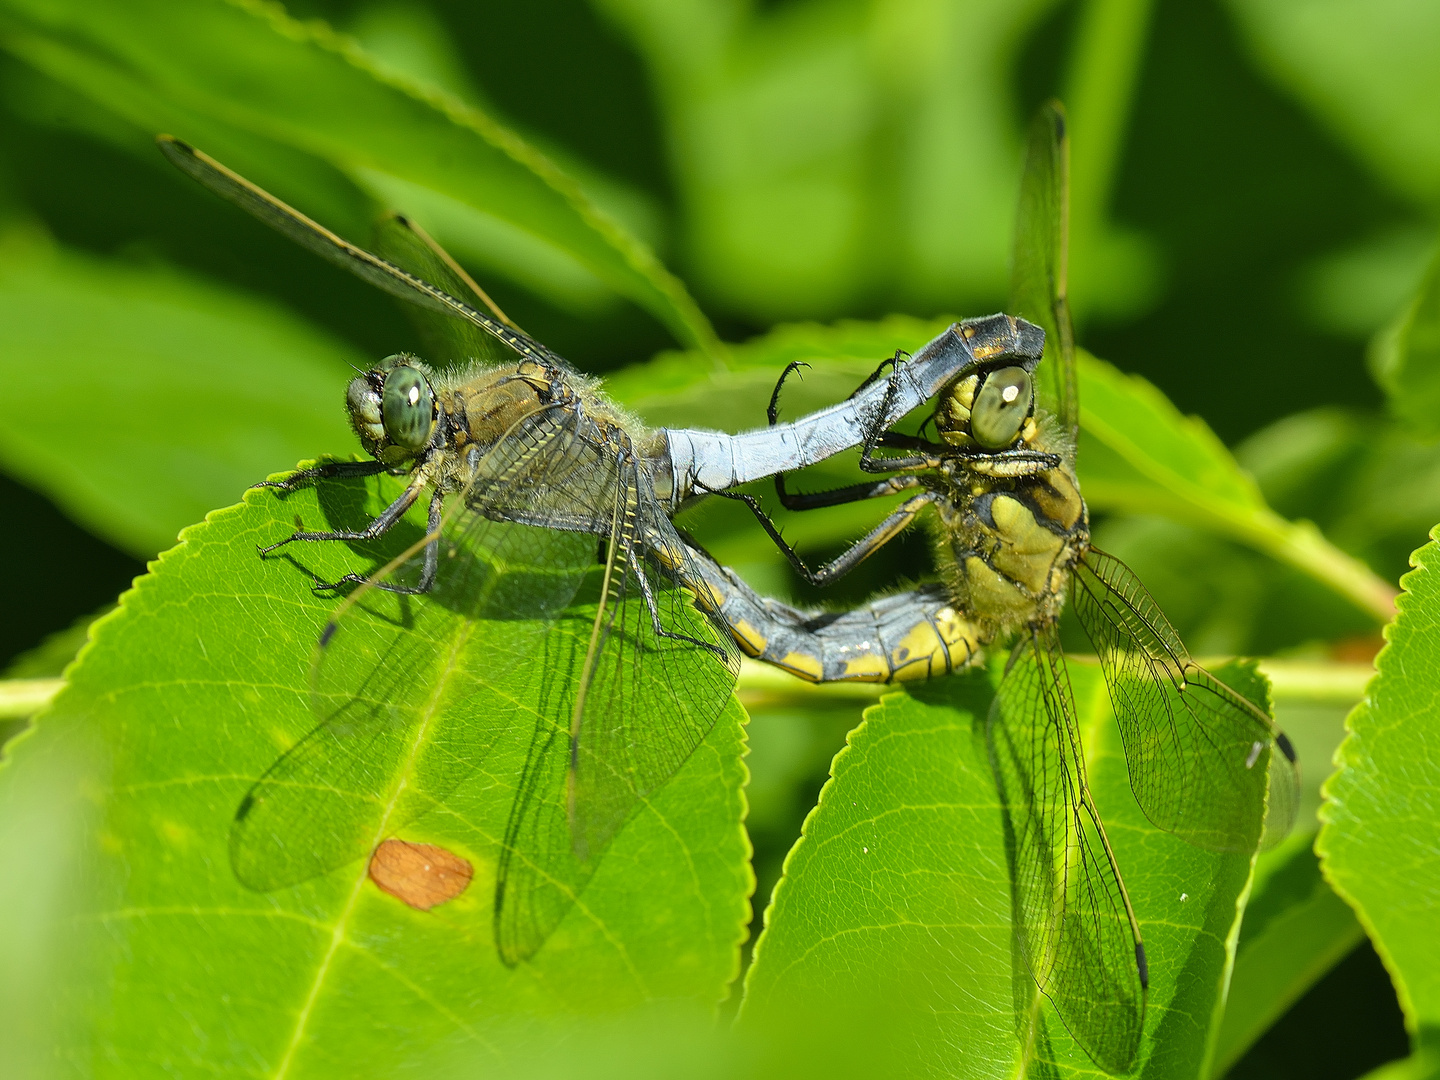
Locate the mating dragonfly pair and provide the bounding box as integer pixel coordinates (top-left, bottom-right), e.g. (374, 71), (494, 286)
(162, 103), (1296, 1075)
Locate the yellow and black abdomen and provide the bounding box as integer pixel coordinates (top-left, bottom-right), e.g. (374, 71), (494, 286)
(683, 553), (984, 684)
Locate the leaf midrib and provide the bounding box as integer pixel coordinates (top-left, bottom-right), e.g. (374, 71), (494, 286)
(271, 608), (478, 1078)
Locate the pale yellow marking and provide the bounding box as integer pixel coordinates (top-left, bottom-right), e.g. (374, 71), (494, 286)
(728, 619), (768, 658)
(892, 618), (940, 668)
(988, 495), (1063, 594)
(965, 555), (1030, 620)
(838, 653), (891, 682)
(931, 607), (983, 674)
(1029, 468), (1084, 530)
(777, 652), (824, 682)
(650, 539), (685, 571)
(689, 577), (728, 615)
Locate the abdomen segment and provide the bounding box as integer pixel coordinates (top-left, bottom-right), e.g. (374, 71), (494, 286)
(685, 553), (984, 684)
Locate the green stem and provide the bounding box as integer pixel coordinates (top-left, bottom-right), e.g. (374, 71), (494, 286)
(1081, 395), (1398, 624)
(737, 659), (1373, 709)
(0, 677), (64, 720)
(1063, 0), (1155, 316)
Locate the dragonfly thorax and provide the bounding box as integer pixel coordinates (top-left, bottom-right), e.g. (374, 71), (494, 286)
(932, 414), (1089, 639)
(442, 364), (555, 451)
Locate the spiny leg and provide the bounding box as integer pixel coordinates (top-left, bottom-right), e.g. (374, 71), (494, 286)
(701, 481), (936, 587)
(312, 489), (445, 595)
(258, 474), (425, 555)
(763, 348), (906, 422)
(848, 349), (908, 399)
(767, 360), (811, 425)
(631, 547), (729, 661)
(254, 458), (390, 494)
(770, 473), (925, 512)
(768, 349), (933, 506)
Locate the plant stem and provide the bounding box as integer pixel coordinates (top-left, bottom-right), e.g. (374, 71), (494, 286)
(0, 678), (64, 720)
(1063, 0), (1156, 319)
(737, 659), (1373, 709)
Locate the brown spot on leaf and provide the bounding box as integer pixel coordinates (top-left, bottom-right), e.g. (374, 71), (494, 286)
(1331, 634), (1384, 665)
(368, 839), (473, 911)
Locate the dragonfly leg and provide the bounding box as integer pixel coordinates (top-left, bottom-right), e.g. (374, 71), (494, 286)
(846, 349), (908, 400)
(765, 349), (925, 504)
(853, 363), (950, 473)
(631, 547), (729, 660)
(775, 473), (925, 512)
(766, 361), (811, 424)
(310, 489), (445, 595)
(259, 474), (425, 555)
(707, 484), (936, 587)
(253, 458), (391, 493)
(763, 349), (906, 425)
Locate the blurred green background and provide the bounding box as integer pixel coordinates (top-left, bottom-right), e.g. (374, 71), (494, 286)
(1, 0), (1437, 1076)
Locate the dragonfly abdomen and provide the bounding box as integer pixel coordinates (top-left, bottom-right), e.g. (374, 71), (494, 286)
(684, 554), (984, 683)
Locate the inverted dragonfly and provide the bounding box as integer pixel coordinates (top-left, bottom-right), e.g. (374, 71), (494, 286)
(697, 104), (1301, 1073)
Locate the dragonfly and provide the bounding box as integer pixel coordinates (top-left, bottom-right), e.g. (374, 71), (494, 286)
(703, 103), (1302, 1073)
(157, 136), (1046, 964)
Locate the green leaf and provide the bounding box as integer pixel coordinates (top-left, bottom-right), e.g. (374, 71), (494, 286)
(741, 661), (1263, 1077)
(1212, 834), (1364, 1077)
(1371, 240), (1440, 440)
(1210, 687), (1367, 1075)
(1075, 350), (1395, 624)
(0, 234), (358, 557)
(0, 472), (749, 1074)
(0, 0), (719, 352)
(596, 0), (1056, 320)
(1318, 526), (1440, 1048)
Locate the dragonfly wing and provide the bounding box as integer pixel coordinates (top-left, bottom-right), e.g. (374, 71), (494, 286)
(494, 468), (740, 965)
(988, 627), (1145, 1074)
(1010, 101), (1077, 440)
(157, 136), (559, 367)
(1071, 549), (1301, 850)
(230, 410), (595, 891)
(372, 212), (524, 368)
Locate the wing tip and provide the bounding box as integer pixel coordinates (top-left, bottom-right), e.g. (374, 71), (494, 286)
(1044, 99), (1067, 141)
(1276, 730), (1297, 763)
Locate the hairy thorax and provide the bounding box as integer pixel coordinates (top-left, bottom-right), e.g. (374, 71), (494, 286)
(933, 443), (1088, 641)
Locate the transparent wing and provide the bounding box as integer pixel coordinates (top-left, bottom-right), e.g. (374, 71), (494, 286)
(987, 627), (1145, 1074)
(494, 472), (741, 965)
(1071, 549), (1301, 850)
(371, 212), (524, 368)
(230, 408), (596, 891)
(1010, 100), (1077, 439)
(157, 135), (559, 367)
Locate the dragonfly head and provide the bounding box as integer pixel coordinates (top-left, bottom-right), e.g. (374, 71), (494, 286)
(937, 361), (1038, 451)
(347, 355), (439, 464)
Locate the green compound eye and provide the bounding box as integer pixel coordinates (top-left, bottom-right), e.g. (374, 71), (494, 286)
(381, 366), (436, 452)
(970, 366), (1032, 449)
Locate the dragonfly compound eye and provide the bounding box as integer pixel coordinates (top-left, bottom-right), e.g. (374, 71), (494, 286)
(381, 366), (437, 452)
(970, 366), (1032, 449)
